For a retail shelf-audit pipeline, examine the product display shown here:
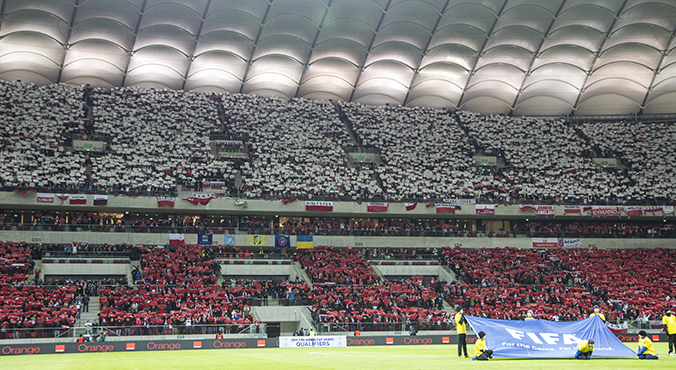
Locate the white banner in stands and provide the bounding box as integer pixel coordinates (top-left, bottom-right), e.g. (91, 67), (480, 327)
(443, 199), (476, 204)
(279, 336), (346, 348)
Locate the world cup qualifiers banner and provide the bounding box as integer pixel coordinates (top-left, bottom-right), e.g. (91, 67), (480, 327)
(279, 336), (346, 348)
(465, 316), (635, 358)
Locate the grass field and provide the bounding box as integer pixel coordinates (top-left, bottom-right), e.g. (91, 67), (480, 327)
(1, 343), (672, 370)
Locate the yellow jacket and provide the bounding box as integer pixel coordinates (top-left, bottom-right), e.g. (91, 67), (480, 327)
(638, 337), (656, 356)
(576, 340), (594, 353)
(663, 315), (676, 334)
(474, 338), (487, 357)
(590, 312), (605, 321)
(454, 312), (467, 334)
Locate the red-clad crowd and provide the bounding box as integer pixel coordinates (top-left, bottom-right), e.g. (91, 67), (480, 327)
(0, 242), (79, 338)
(518, 221), (675, 238)
(441, 246), (676, 322)
(97, 245), (252, 334)
(299, 246), (450, 331)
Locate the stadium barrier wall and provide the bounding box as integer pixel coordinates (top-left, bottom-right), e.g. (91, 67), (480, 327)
(1, 192), (672, 219)
(1, 334), (667, 357)
(42, 262), (131, 277)
(2, 230), (675, 249)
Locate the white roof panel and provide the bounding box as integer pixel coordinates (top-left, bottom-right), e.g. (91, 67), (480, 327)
(1, 0), (675, 116)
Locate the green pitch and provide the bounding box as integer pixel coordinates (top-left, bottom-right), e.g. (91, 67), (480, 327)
(1, 343), (672, 370)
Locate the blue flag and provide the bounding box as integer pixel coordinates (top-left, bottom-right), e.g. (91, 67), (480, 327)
(224, 234), (234, 246)
(197, 234), (213, 245)
(275, 235), (290, 248)
(465, 316), (636, 358)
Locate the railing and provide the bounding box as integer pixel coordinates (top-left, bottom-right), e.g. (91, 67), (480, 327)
(7, 223), (675, 239)
(0, 324), (267, 341)
(6, 186), (672, 206)
(42, 251), (131, 259)
(315, 321), (452, 333)
(0, 320), (659, 341)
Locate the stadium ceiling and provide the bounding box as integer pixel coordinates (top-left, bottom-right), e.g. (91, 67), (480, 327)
(1, 0), (676, 116)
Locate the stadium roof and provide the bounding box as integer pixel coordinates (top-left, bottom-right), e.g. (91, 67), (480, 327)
(1, 0), (676, 116)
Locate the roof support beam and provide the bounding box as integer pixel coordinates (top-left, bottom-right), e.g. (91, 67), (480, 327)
(294, 0), (333, 99)
(239, 0), (274, 94)
(0, 0), (8, 30)
(509, 2), (565, 115)
(571, 0), (628, 113)
(639, 27), (676, 115)
(403, 0), (451, 107)
(457, 1), (507, 109)
(181, 0), (212, 91)
(348, 0), (392, 103)
(120, 0), (148, 87)
(56, 0), (81, 84)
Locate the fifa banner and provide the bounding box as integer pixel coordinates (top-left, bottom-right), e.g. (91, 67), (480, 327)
(465, 316), (635, 358)
(279, 336), (346, 349)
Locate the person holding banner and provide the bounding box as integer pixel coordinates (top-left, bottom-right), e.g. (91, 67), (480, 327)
(589, 305), (606, 322)
(574, 339), (594, 359)
(525, 310), (535, 320)
(455, 307), (469, 358)
(472, 331), (493, 361)
(662, 309), (676, 356)
(637, 331), (658, 359)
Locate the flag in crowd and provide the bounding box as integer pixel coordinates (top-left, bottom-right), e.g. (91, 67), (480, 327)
(169, 234), (184, 246)
(366, 202), (388, 212)
(296, 235), (314, 249)
(156, 196), (176, 208)
(93, 195), (108, 205)
(197, 234), (213, 245)
(305, 201), (333, 211)
(250, 235), (265, 246)
(275, 235), (290, 248)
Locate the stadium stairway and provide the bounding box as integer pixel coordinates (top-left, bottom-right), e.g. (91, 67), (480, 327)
(32, 259), (42, 283)
(75, 296), (100, 328)
(291, 261), (312, 286)
(368, 264), (387, 284)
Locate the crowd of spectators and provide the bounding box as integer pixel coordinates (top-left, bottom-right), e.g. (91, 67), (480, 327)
(579, 121), (676, 203)
(1, 240), (675, 338)
(88, 87), (237, 194)
(0, 81), (88, 190)
(341, 102), (478, 200)
(0, 242), (81, 339)
(2, 80), (676, 204)
(516, 221), (676, 238)
(223, 94), (381, 199)
(6, 210), (675, 239)
(458, 112), (622, 204)
(98, 245), (255, 335)
(299, 246), (450, 331)
(440, 246), (676, 323)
